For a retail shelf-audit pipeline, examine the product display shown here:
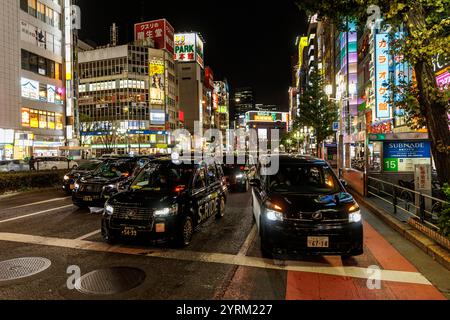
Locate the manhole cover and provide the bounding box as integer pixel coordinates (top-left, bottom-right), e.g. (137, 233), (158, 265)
(0, 257), (51, 281)
(75, 267), (145, 295)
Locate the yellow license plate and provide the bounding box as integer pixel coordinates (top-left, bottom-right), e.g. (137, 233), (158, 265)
(121, 227), (137, 237)
(83, 196), (93, 202)
(307, 236), (329, 248)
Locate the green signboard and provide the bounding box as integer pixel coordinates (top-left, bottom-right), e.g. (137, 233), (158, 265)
(383, 158), (398, 172)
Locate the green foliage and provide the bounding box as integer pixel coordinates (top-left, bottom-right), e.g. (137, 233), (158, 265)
(295, 64), (338, 151)
(438, 183), (450, 237)
(0, 171), (66, 194)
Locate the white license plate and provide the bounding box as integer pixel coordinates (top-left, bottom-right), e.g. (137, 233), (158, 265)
(83, 196), (93, 202)
(307, 236), (329, 248)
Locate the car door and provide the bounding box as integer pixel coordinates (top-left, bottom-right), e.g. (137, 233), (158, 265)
(252, 163), (267, 231)
(191, 165), (210, 226)
(206, 163), (221, 217)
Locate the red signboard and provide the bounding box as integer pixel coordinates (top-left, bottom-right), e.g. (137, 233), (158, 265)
(204, 67), (214, 90)
(134, 19), (174, 54)
(178, 110), (184, 122)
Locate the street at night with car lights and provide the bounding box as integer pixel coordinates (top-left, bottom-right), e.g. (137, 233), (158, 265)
(0, 0), (449, 316)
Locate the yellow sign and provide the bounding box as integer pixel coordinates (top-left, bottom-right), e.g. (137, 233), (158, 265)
(156, 144), (168, 149)
(254, 115), (274, 122)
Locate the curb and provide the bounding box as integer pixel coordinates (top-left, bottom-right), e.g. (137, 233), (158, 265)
(351, 192), (450, 271)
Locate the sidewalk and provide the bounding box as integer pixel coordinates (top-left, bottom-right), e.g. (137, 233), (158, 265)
(351, 190), (450, 271)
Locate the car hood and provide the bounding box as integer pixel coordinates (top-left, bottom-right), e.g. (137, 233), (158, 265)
(108, 190), (173, 207)
(80, 175), (121, 184)
(268, 192), (354, 214)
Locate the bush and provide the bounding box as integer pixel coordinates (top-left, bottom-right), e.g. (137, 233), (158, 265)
(438, 183), (450, 238)
(0, 170), (66, 194)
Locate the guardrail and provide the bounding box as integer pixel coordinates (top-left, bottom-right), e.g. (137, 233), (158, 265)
(367, 176), (448, 232)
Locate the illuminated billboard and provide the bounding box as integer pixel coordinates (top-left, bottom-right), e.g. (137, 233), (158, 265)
(149, 58), (165, 105)
(247, 111), (283, 122)
(174, 33), (204, 68)
(21, 78), (39, 100)
(134, 19), (174, 54)
(150, 110), (165, 125)
(374, 33), (390, 118)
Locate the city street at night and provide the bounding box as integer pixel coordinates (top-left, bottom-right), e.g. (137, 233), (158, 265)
(0, 187), (448, 300)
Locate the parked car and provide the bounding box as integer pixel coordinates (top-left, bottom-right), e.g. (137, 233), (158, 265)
(0, 160), (29, 173)
(34, 156), (78, 171)
(102, 157), (227, 246)
(251, 154), (363, 258)
(72, 156), (151, 208)
(62, 159), (103, 194)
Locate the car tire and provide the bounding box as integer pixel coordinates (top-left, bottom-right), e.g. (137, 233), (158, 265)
(174, 216), (193, 247)
(215, 196), (226, 219)
(102, 225), (117, 245)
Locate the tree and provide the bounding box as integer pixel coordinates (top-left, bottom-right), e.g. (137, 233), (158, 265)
(295, 63), (338, 157)
(296, 0), (450, 184)
(79, 114), (119, 154)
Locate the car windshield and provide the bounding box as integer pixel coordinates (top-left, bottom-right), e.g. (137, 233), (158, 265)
(267, 164), (341, 194)
(77, 161), (101, 171)
(92, 160), (132, 178)
(130, 163), (194, 192)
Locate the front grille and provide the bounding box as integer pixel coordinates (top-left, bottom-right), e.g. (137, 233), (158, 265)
(286, 210), (347, 223)
(110, 206), (154, 228)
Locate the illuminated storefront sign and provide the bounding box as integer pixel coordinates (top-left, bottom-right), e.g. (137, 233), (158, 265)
(21, 107), (63, 130)
(369, 119), (393, 134)
(0, 129), (14, 144)
(149, 59), (165, 105)
(247, 111), (284, 122)
(383, 140), (431, 172)
(21, 78), (39, 100)
(374, 33), (390, 118)
(150, 110), (166, 125)
(47, 85), (56, 103)
(174, 33), (204, 68)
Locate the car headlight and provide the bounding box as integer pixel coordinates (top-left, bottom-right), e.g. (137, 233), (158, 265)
(63, 175), (70, 181)
(235, 174), (244, 179)
(266, 209), (284, 221)
(348, 204), (361, 223)
(154, 204), (178, 217)
(74, 182), (80, 190)
(105, 204), (114, 215)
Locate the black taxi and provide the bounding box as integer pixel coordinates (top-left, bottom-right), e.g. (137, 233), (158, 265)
(101, 157), (228, 246)
(72, 156), (150, 208)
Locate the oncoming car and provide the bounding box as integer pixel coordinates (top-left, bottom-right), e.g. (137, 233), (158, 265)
(101, 157), (227, 246)
(251, 155), (363, 258)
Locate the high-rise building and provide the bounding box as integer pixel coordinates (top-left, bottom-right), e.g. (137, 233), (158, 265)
(0, 0), (71, 160)
(233, 87), (254, 128)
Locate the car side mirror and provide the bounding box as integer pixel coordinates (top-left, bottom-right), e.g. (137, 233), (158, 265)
(249, 179), (260, 187)
(340, 179), (348, 187)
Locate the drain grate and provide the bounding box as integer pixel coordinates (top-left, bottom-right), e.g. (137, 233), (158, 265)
(0, 257), (51, 281)
(75, 267), (145, 295)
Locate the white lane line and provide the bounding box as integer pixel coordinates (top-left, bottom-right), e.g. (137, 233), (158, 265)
(3, 197), (71, 210)
(75, 229), (101, 240)
(0, 232), (432, 286)
(0, 205), (73, 224)
(237, 225), (257, 256)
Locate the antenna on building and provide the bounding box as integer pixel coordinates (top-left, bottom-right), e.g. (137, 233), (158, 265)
(110, 23), (118, 46)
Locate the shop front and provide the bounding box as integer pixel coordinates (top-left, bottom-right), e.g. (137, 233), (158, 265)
(0, 128), (15, 160)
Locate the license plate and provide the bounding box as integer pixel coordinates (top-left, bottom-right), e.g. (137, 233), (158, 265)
(121, 227), (137, 237)
(83, 196), (93, 202)
(307, 236), (329, 248)
(69, 184), (75, 190)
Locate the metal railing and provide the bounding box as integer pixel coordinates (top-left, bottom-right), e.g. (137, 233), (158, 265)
(367, 176), (448, 231)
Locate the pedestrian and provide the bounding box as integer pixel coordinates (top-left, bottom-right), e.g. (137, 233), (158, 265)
(29, 155), (36, 171)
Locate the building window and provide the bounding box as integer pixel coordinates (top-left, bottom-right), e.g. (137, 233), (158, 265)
(48, 112), (55, 129)
(45, 7), (54, 26)
(39, 110), (47, 129)
(28, 0), (37, 17)
(21, 108), (31, 127)
(20, 0), (28, 12)
(55, 113), (63, 130)
(37, 2), (46, 22)
(30, 110), (39, 128)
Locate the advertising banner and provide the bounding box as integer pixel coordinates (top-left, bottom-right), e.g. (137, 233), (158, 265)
(374, 33), (390, 119)
(21, 78), (39, 100)
(150, 110), (166, 125)
(149, 59), (165, 105)
(383, 140), (431, 172)
(174, 33), (204, 68)
(134, 19), (174, 54)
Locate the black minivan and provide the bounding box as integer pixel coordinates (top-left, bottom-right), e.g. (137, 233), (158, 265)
(251, 155), (363, 258)
(102, 157), (228, 246)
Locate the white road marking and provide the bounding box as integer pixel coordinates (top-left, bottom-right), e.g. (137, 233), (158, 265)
(237, 225), (257, 256)
(0, 232), (432, 286)
(0, 205), (73, 224)
(75, 229), (101, 240)
(2, 197), (71, 210)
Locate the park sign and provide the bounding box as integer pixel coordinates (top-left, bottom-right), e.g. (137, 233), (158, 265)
(174, 33), (204, 68)
(383, 140), (431, 172)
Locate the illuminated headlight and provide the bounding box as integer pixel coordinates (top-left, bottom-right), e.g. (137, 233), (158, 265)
(348, 204), (361, 223)
(74, 182), (80, 190)
(105, 184), (116, 189)
(235, 174), (244, 179)
(105, 204), (114, 215)
(154, 204), (178, 217)
(266, 209), (284, 221)
(63, 175), (70, 181)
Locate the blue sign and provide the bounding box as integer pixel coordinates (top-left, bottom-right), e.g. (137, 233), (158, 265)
(332, 122), (339, 131)
(375, 33), (390, 119)
(383, 141), (431, 159)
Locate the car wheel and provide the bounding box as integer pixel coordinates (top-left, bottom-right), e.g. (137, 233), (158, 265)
(175, 216), (193, 247)
(215, 197), (226, 219)
(102, 225), (117, 245)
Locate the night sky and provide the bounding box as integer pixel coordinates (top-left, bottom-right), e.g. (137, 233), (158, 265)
(77, 0), (308, 111)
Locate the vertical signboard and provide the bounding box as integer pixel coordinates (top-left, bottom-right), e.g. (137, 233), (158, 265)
(195, 35), (204, 68)
(134, 19), (174, 54)
(174, 33), (204, 68)
(149, 58), (165, 105)
(375, 33), (390, 118)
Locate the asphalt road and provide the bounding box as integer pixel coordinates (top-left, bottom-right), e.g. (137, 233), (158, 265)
(0, 187), (449, 300)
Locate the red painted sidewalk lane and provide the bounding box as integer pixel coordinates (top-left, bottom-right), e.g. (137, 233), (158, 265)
(286, 221), (447, 300)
